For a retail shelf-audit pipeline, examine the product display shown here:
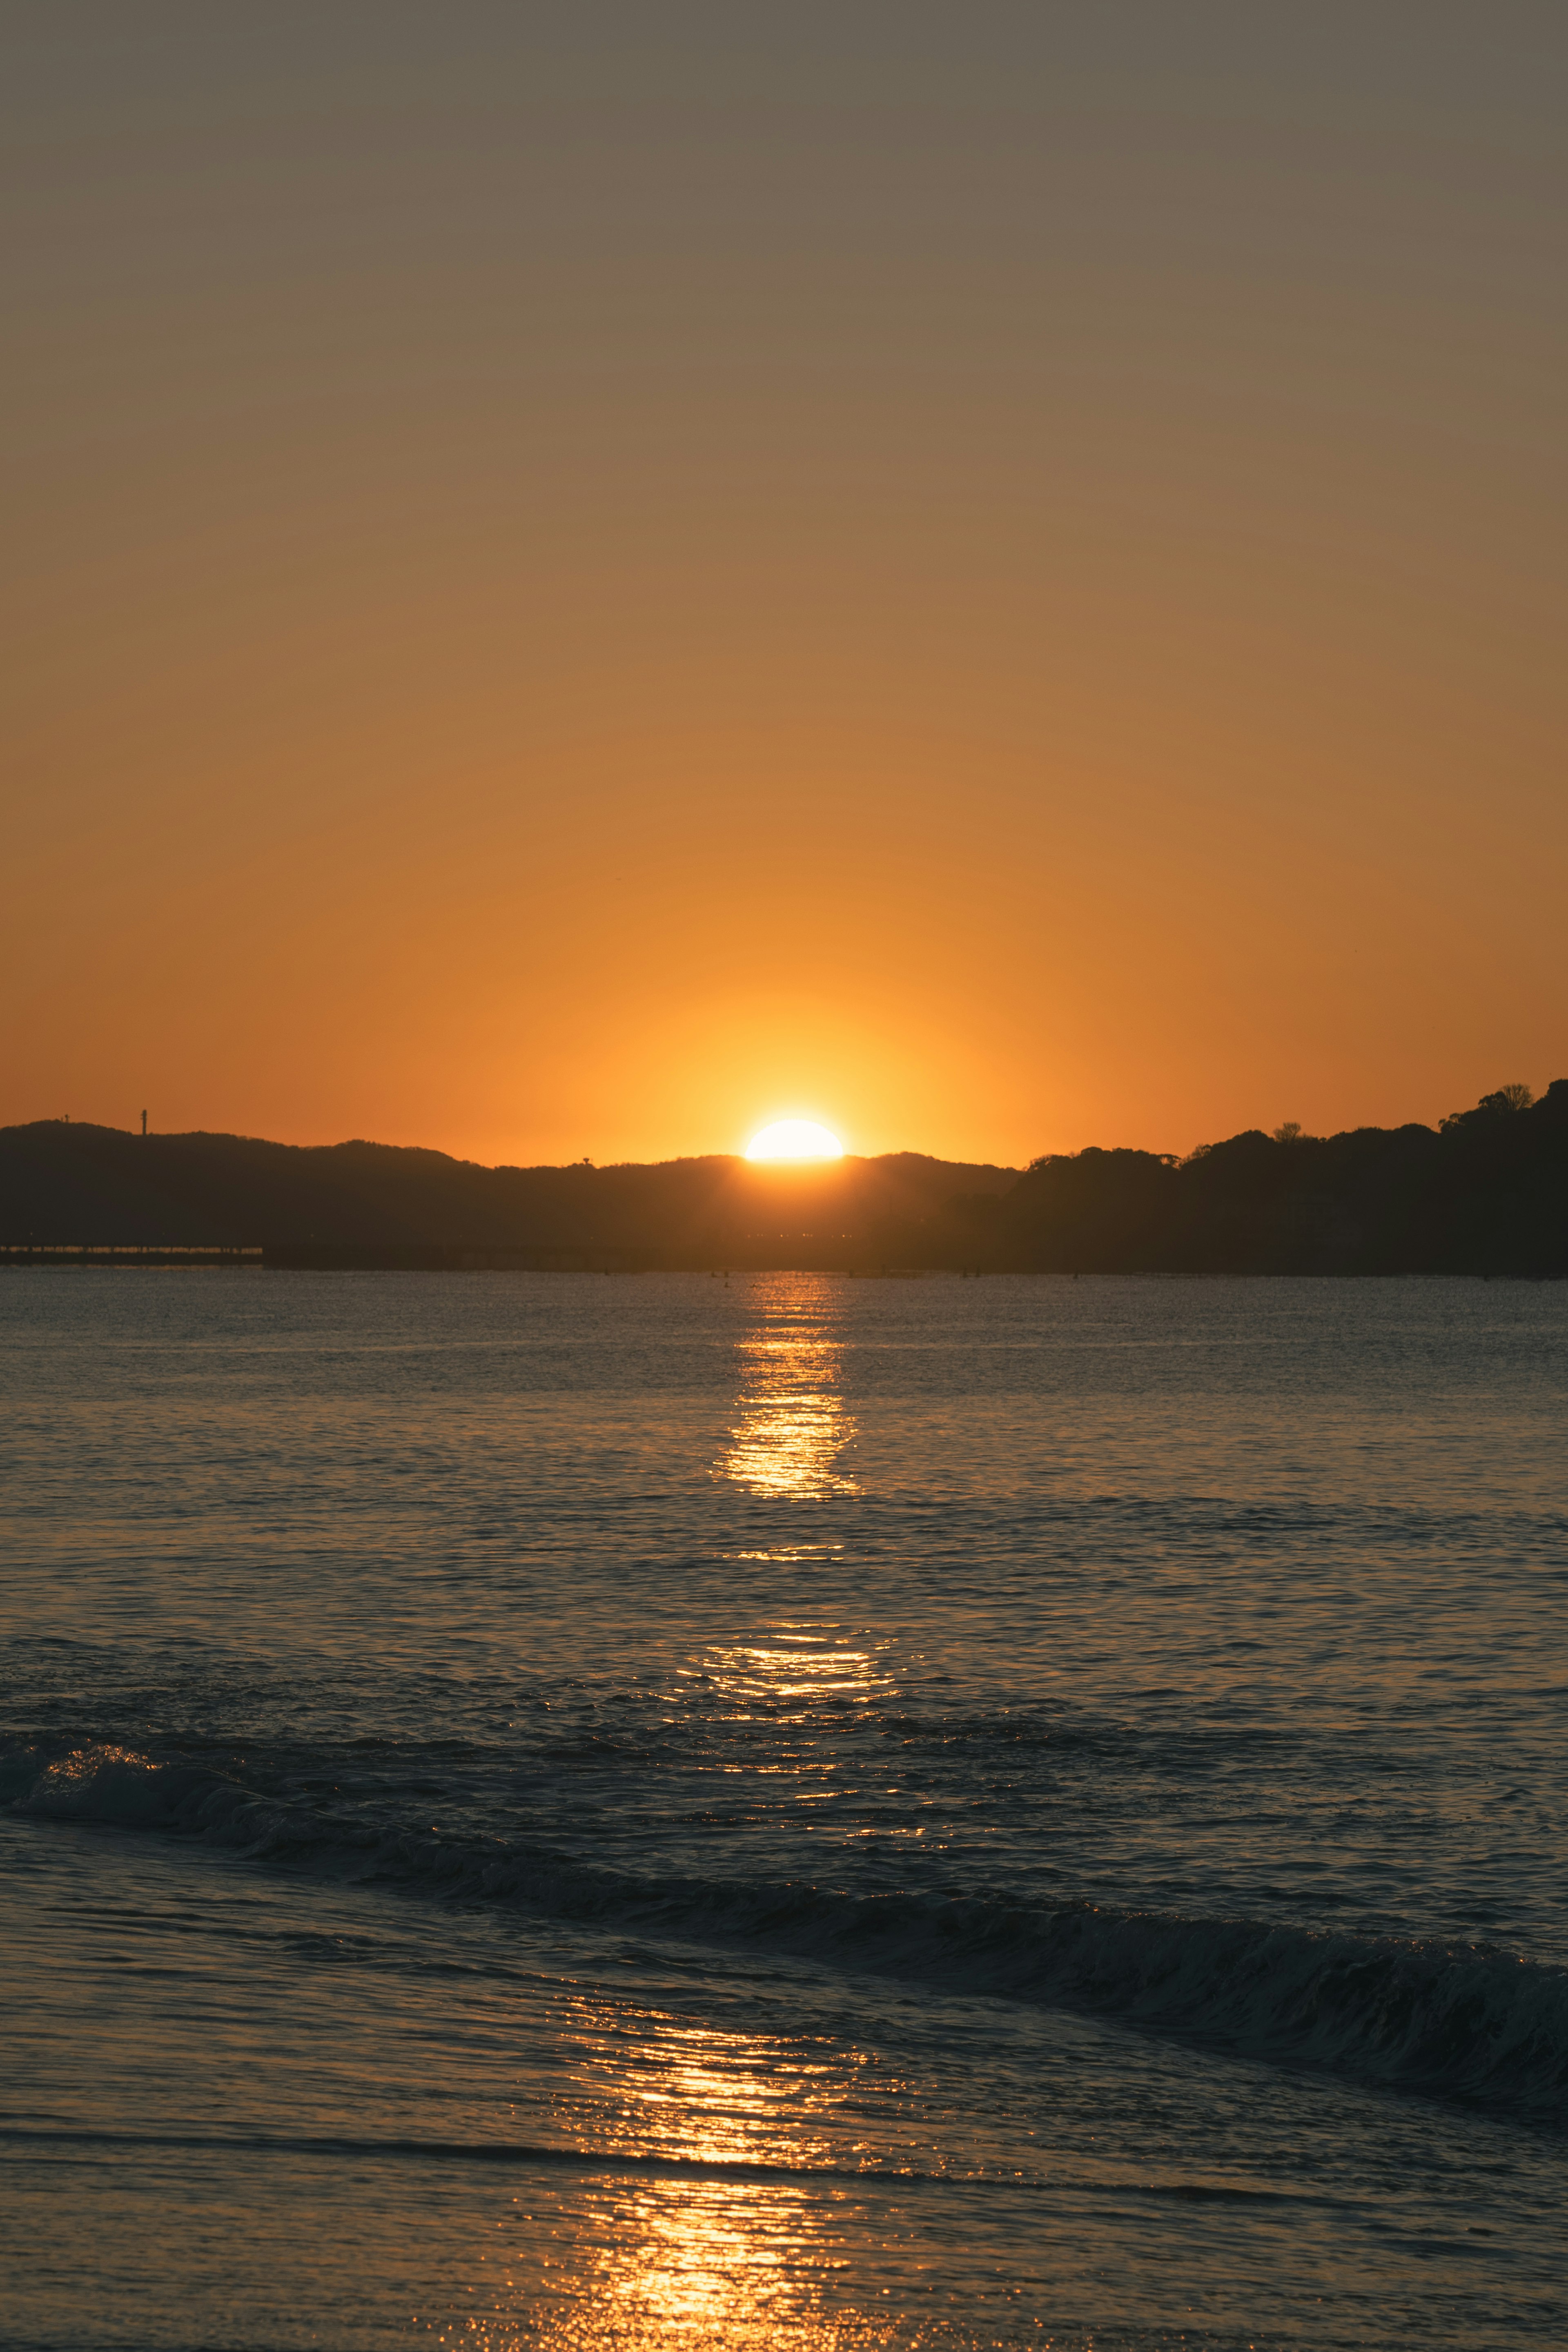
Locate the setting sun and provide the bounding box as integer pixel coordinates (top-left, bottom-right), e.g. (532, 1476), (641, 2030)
(744, 1120), (844, 1163)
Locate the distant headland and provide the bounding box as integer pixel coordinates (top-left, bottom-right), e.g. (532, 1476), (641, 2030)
(2, 1083), (1565, 1275)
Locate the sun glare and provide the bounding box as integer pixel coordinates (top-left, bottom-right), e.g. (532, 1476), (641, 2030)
(744, 1120), (844, 1163)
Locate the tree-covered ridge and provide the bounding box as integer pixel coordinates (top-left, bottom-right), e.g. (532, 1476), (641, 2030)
(2, 1082), (1564, 1273)
(1000, 1081), (1568, 1273)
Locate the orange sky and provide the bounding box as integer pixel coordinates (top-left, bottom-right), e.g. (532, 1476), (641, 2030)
(7, 7), (1565, 1168)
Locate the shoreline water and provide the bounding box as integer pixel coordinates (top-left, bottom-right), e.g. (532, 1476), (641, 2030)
(4, 1270), (1565, 2346)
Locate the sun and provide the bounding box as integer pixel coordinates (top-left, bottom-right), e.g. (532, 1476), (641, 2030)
(744, 1119), (844, 1163)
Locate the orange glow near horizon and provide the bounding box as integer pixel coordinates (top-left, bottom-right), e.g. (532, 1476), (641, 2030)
(6, 16), (1564, 1169)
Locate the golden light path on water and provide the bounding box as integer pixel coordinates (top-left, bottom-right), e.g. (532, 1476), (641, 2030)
(433, 2178), (909, 2352)
(428, 1839), (906, 2349)
(550, 2012), (878, 2349)
(719, 1285), (859, 1500)
(429, 1282), (909, 2350)
(426, 1847), (905, 2346)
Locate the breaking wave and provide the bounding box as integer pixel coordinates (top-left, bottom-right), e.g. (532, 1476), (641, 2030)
(5, 1735), (1564, 2125)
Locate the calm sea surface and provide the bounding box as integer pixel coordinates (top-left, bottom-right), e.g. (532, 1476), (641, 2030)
(2, 1271), (1566, 2350)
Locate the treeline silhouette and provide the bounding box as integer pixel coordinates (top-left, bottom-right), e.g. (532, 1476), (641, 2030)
(2, 1081), (1564, 1274)
(998, 1082), (1567, 1276)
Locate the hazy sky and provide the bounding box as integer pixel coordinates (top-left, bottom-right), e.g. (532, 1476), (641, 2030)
(7, 4), (1565, 1166)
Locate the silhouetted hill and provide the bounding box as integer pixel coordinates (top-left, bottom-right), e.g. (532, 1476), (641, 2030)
(992, 1082), (1568, 1275)
(0, 1125), (1016, 1272)
(2, 1083), (1564, 1272)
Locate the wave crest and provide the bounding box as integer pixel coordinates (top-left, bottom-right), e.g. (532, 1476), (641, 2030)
(5, 1736), (1564, 2123)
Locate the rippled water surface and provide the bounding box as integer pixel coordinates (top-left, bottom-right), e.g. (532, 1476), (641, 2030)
(3, 1270), (1566, 2349)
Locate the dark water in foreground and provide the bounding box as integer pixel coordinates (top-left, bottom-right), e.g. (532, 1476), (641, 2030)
(2, 1271), (1566, 2350)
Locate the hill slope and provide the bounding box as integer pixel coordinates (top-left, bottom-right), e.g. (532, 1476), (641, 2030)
(3, 1084), (1563, 1272)
(0, 1125), (1014, 1271)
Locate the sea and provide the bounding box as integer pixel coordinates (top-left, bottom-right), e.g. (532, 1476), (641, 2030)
(2, 1269), (1565, 2351)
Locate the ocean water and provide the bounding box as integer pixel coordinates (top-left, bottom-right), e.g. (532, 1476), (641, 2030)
(2, 1269), (1566, 2351)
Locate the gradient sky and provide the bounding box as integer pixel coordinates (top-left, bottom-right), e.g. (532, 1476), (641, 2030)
(7, 4), (1565, 1167)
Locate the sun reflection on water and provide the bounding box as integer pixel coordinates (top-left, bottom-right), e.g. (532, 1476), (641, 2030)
(425, 2008), (903, 2351)
(682, 1624), (895, 1724)
(546, 2175), (867, 2350)
(718, 1280), (858, 1499)
(557, 2031), (853, 2341)
(431, 1282), (902, 2346)
(566, 2009), (847, 2171)
(430, 2168), (899, 2350)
